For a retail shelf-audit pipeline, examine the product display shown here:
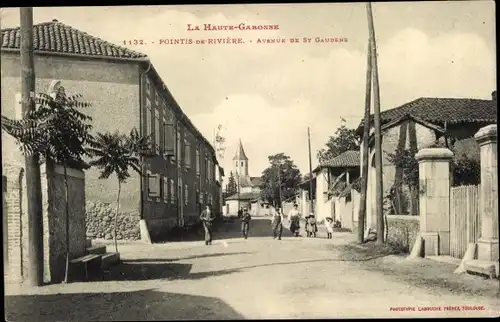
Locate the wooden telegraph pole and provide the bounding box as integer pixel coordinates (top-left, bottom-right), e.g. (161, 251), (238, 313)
(307, 127), (314, 215)
(366, 2), (385, 244)
(277, 162), (283, 211)
(20, 7), (44, 286)
(357, 36), (373, 244)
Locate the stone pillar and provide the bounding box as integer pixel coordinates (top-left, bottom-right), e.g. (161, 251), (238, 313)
(474, 124), (498, 262)
(416, 148), (453, 256)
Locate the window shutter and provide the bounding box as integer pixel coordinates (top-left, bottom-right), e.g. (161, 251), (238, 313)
(146, 99), (152, 138)
(154, 110), (160, 154)
(196, 149), (200, 175)
(170, 179), (175, 203)
(147, 171), (157, 197)
(185, 140), (191, 168)
(148, 174), (160, 197)
(163, 121), (175, 156)
(163, 177), (168, 202)
(176, 129), (181, 163)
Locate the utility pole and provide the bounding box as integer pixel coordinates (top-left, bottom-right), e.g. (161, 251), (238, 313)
(20, 7), (44, 286)
(367, 2), (385, 244)
(358, 35), (372, 244)
(277, 162), (283, 211)
(236, 170), (240, 214)
(307, 127), (314, 215)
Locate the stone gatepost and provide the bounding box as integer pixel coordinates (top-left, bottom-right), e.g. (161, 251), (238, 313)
(415, 148), (453, 257)
(474, 124), (498, 262)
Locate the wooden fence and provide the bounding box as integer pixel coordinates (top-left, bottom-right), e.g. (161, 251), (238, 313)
(449, 185), (480, 259)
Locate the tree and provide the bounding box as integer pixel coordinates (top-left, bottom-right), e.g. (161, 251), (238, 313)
(317, 118), (360, 164)
(87, 128), (152, 253)
(259, 153), (301, 207)
(224, 171), (238, 199)
(2, 88), (94, 283)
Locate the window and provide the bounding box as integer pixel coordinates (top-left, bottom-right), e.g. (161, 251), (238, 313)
(196, 148), (200, 175)
(146, 78), (150, 95)
(200, 191), (204, 204)
(241, 161), (244, 167)
(163, 176), (169, 202)
(155, 91), (159, 105)
(146, 99), (152, 138)
(184, 138), (191, 168)
(235, 161), (238, 167)
(184, 184), (188, 205)
(163, 112), (175, 156)
(197, 189), (200, 203)
(154, 109), (160, 154)
(205, 155), (209, 183)
(147, 171), (160, 198)
(170, 178), (175, 203)
(176, 126), (182, 164)
(207, 159), (211, 182)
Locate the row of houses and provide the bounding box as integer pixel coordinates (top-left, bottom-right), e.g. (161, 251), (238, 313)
(1, 19), (224, 241)
(296, 91), (497, 231)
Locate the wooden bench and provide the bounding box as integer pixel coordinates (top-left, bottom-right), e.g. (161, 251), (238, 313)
(70, 254), (103, 282)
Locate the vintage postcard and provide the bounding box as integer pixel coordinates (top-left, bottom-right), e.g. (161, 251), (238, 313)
(1, 2), (498, 320)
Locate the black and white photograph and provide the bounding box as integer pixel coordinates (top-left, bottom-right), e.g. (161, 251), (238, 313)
(1, 2), (498, 320)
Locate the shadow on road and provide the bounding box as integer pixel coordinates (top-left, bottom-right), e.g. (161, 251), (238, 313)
(4, 289), (245, 321)
(103, 252), (252, 282)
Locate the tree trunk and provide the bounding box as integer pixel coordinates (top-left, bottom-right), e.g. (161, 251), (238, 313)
(358, 36), (372, 244)
(114, 180), (121, 253)
(63, 164), (70, 283)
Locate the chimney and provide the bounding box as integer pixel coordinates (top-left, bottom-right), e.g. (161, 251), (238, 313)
(492, 90), (497, 101)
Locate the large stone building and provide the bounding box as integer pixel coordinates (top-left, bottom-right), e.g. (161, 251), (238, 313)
(1, 19), (222, 242)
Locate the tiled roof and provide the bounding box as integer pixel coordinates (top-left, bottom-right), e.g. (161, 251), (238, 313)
(250, 177), (263, 186)
(321, 150), (360, 168)
(1, 19), (147, 59)
(357, 97), (497, 132)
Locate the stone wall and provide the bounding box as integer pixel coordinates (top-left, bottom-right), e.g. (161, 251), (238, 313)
(45, 164), (87, 283)
(386, 215), (420, 253)
(2, 162), (86, 284)
(85, 201), (141, 241)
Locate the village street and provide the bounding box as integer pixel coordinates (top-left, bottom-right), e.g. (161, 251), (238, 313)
(5, 218), (500, 321)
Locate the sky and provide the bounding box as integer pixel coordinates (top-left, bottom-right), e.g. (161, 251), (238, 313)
(0, 2), (496, 178)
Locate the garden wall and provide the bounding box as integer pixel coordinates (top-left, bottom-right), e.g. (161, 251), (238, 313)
(85, 201), (141, 241)
(386, 215), (420, 253)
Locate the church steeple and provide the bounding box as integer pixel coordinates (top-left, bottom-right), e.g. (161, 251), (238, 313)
(232, 139), (248, 161)
(232, 139), (249, 177)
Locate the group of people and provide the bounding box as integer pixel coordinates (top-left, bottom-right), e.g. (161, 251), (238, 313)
(198, 203), (338, 245)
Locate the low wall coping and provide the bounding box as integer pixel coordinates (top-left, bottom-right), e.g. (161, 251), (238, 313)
(474, 124), (497, 145)
(415, 148), (453, 162)
(387, 215), (420, 221)
(41, 163), (85, 179)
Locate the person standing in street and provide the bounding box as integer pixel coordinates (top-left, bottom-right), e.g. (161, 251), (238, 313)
(271, 207), (284, 240)
(287, 203), (301, 237)
(325, 217), (334, 239)
(240, 207), (251, 239)
(200, 203), (215, 245)
(306, 214), (318, 238)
